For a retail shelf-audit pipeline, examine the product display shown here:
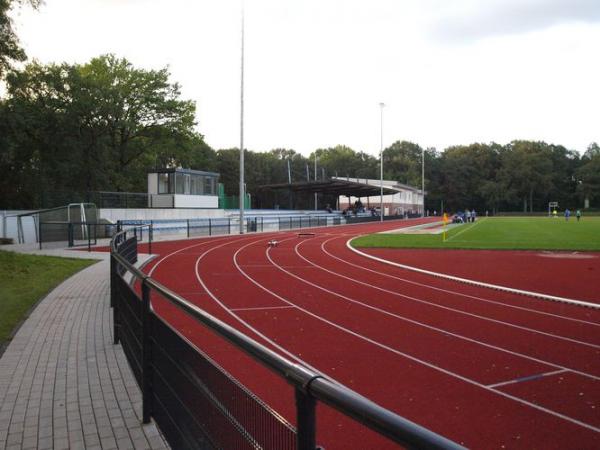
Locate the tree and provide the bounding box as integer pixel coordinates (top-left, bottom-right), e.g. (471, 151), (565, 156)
(0, 0), (41, 78)
(576, 143), (600, 208)
(0, 55), (205, 207)
(497, 141), (554, 212)
(382, 141), (423, 187)
(436, 143), (500, 211)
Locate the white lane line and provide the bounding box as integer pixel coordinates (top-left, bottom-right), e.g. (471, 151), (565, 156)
(148, 235), (239, 276)
(194, 236), (324, 375)
(230, 239), (600, 434)
(444, 217), (487, 242)
(230, 305), (296, 312)
(346, 237), (600, 309)
(487, 369), (569, 389)
(305, 239), (600, 350)
(321, 237), (600, 328)
(286, 239), (600, 380)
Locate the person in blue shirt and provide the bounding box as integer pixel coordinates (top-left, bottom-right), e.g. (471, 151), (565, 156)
(564, 208), (571, 221)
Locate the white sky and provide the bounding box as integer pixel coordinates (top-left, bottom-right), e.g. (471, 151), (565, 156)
(9, 0), (600, 156)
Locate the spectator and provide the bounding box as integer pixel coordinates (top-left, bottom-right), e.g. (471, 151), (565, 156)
(465, 209), (471, 222)
(576, 209), (582, 221)
(471, 209), (476, 222)
(564, 208), (571, 221)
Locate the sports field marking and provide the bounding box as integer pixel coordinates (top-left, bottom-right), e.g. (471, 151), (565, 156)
(486, 369), (569, 389)
(299, 238), (600, 350)
(146, 227), (600, 437)
(230, 305), (296, 312)
(286, 239), (600, 374)
(193, 235), (325, 375)
(320, 237), (599, 328)
(347, 237), (600, 309)
(148, 235), (234, 276)
(444, 217), (487, 242)
(228, 237), (600, 433)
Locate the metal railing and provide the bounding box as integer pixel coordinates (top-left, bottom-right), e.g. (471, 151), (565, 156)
(118, 213), (397, 240)
(110, 228), (465, 450)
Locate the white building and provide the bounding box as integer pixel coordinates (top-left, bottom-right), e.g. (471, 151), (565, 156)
(335, 177), (424, 216)
(147, 168), (220, 208)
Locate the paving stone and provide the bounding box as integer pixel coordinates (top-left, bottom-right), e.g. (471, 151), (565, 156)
(0, 255), (169, 450)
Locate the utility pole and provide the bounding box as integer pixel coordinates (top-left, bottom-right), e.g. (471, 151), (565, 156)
(379, 102), (385, 222)
(238, 3), (245, 234)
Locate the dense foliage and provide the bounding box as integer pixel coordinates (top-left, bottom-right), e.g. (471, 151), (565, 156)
(0, 0), (40, 77)
(1, 56), (598, 212)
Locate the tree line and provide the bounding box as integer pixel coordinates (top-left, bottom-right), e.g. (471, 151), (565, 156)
(1, 55), (598, 212)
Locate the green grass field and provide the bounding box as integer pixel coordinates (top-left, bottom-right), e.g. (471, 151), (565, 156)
(0, 251), (96, 347)
(352, 217), (600, 251)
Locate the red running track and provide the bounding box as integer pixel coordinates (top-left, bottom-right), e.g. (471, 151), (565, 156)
(361, 248), (600, 304)
(139, 218), (600, 449)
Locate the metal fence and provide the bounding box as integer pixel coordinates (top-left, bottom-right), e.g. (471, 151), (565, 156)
(39, 221), (117, 250)
(110, 228), (464, 450)
(119, 213), (391, 240)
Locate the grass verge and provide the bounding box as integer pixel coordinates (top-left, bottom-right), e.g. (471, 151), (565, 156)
(352, 217), (600, 251)
(0, 251), (97, 348)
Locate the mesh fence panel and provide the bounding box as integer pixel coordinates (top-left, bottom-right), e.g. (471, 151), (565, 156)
(150, 310), (297, 450)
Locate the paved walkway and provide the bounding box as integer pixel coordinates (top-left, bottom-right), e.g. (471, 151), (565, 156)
(0, 248), (168, 450)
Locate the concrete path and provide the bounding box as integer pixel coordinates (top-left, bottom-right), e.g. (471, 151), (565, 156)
(0, 248), (168, 450)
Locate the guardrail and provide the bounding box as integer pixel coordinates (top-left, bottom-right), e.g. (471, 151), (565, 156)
(110, 228), (465, 450)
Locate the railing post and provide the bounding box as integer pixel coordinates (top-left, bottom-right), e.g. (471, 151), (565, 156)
(228, 218), (231, 235)
(141, 279), (153, 424)
(87, 223), (92, 252)
(187, 219), (190, 238)
(38, 219), (42, 250)
(295, 388), (317, 450)
(68, 223), (74, 247)
(209, 218), (212, 236)
(148, 224), (153, 255)
(111, 255), (120, 345)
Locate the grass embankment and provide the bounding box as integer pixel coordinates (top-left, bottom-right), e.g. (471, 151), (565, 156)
(0, 251), (96, 347)
(352, 217), (600, 251)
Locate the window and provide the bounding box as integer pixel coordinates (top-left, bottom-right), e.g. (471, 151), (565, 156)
(158, 173), (171, 194)
(175, 173), (185, 194)
(204, 176), (214, 195)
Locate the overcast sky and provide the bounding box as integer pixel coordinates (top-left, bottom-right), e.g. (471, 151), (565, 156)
(9, 0), (600, 156)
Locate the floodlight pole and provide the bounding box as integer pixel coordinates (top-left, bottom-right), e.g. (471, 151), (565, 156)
(239, 3), (245, 234)
(379, 102), (385, 222)
(422, 147), (425, 217)
(314, 153), (318, 211)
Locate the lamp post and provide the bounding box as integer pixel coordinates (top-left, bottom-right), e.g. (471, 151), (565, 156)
(379, 102), (385, 222)
(314, 152), (318, 211)
(422, 147), (425, 217)
(239, 3), (245, 234)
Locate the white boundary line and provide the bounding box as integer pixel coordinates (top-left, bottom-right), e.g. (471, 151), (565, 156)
(320, 237), (599, 327)
(444, 217), (487, 241)
(346, 237), (600, 310)
(148, 230), (600, 435)
(234, 237), (600, 434)
(292, 238), (600, 351)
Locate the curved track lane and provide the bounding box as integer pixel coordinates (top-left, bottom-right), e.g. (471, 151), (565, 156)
(145, 219), (600, 450)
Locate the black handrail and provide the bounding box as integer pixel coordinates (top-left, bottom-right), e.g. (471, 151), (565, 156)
(110, 230), (465, 450)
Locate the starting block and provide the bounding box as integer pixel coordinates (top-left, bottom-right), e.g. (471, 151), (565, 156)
(268, 240), (279, 247)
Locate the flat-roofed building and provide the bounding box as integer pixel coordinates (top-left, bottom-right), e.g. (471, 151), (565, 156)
(147, 168), (220, 208)
(335, 177), (424, 216)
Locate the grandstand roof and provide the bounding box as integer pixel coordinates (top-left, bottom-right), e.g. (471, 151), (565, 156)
(258, 178), (399, 197)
